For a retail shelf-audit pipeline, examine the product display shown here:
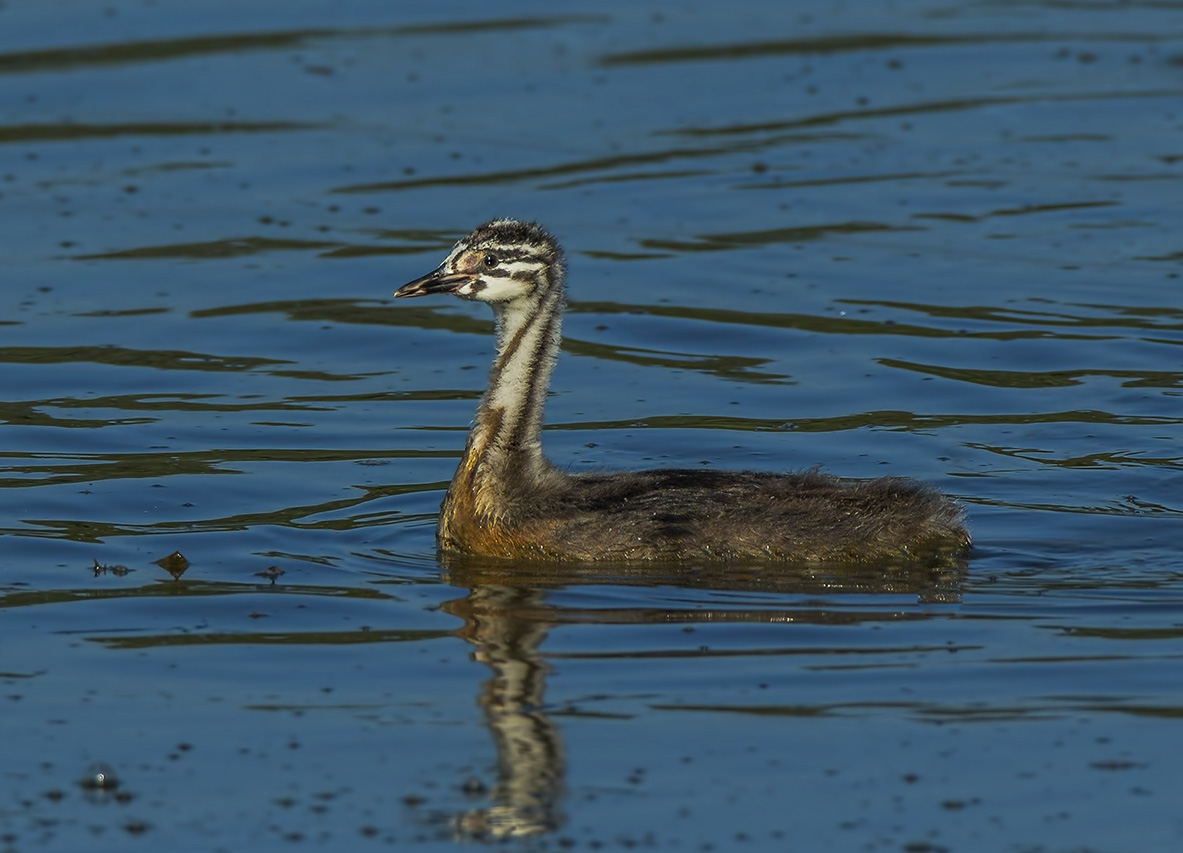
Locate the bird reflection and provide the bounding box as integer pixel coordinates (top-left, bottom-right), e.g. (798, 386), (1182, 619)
(442, 582), (564, 839)
(435, 555), (966, 839)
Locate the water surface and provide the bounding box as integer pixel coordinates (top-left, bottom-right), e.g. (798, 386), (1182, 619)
(2, 1), (1182, 850)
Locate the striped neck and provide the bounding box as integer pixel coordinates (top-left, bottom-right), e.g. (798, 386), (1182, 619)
(466, 265), (565, 488)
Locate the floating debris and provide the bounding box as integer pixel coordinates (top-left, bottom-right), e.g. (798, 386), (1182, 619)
(255, 565), (285, 583)
(79, 762), (120, 791)
(92, 559), (131, 577)
(154, 551), (190, 580)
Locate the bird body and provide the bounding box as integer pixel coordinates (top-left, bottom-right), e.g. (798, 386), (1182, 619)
(396, 219), (969, 564)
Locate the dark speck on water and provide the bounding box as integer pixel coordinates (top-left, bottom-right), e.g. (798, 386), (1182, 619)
(2, 1), (1182, 851)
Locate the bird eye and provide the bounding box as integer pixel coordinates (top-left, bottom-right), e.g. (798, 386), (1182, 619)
(482, 253), (499, 269)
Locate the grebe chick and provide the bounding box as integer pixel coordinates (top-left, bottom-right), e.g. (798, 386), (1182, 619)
(395, 219), (969, 563)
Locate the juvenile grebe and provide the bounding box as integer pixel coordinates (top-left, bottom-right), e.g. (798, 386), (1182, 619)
(396, 219), (969, 563)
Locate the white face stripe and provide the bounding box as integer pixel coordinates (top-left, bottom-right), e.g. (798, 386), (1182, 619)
(474, 240), (548, 255)
(495, 258), (544, 275)
(457, 276), (529, 301)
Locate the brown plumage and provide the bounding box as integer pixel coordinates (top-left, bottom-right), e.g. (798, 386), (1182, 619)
(395, 219), (970, 564)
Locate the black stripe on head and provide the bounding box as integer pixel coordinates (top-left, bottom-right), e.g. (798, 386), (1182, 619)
(467, 218), (564, 269)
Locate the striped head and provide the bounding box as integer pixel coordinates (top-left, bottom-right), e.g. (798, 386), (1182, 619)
(395, 219), (564, 304)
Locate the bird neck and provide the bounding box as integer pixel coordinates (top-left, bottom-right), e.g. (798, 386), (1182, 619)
(466, 270), (565, 490)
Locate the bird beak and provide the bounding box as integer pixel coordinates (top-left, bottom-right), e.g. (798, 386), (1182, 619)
(394, 265), (474, 298)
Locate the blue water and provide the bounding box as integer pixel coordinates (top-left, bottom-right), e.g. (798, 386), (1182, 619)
(2, 1), (1182, 850)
